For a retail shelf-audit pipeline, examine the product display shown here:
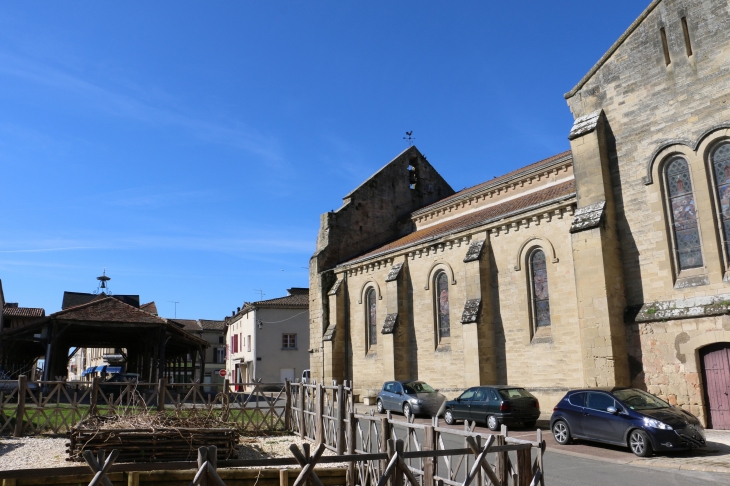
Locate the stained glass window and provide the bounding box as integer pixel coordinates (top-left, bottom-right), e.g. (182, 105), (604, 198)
(530, 250), (551, 328)
(367, 288), (377, 347)
(666, 158), (703, 270)
(436, 272), (450, 338)
(712, 143), (730, 263)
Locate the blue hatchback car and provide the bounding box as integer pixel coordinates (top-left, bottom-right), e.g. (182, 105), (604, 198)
(551, 387), (706, 457)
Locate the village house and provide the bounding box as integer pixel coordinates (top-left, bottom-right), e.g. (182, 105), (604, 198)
(310, 0), (730, 429)
(226, 288), (309, 388)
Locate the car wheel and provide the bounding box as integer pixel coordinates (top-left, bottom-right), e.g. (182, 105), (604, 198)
(523, 420), (537, 429)
(376, 399), (384, 414)
(403, 403), (412, 419)
(444, 408), (456, 425)
(552, 420), (571, 445)
(629, 429), (653, 457)
(487, 415), (500, 431)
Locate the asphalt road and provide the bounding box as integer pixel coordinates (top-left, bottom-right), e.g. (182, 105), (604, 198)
(385, 422), (730, 486)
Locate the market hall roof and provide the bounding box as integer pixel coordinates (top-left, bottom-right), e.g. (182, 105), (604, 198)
(61, 291), (140, 310)
(340, 179), (576, 266)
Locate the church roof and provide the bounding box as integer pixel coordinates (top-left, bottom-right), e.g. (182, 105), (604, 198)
(412, 150), (572, 217)
(341, 179), (576, 266)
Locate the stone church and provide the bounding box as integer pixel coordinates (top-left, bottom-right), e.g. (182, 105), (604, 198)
(309, 0), (730, 429)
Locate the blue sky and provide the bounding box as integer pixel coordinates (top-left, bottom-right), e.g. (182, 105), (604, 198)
(0, 1), (647, 319)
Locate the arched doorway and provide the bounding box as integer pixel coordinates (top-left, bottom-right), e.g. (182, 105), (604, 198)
(701, 343), (730, 429)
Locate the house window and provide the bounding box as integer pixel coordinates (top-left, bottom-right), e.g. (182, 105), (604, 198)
(665, 157), (703, 270)
(215, 347), (226, 364)
(366, 288), (377, 348)
(435, 271), (450, 339)
(247, 335), (251, 352)
(712, 143), (730, 264)
(282, 333), (297, 350)
(529, 249), (551, 329)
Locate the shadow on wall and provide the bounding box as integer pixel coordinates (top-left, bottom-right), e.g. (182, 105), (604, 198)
(489, 249), (508, 384)
(405, 265), (419, 381)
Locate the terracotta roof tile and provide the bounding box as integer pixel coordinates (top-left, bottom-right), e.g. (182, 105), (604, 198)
(3, 306), (45, 318)
(413, 150), (572, 215)
(52, 297), (167, 324)
(343, 179), (576, 265)
(251, 290), (309, 308)
(170, 319), (201, 332)
(199, 320), (225, 331)
(140, 302), (158, 315)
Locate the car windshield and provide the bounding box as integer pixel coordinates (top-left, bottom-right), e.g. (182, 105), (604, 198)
(613, 389), (670, 410)
(404, 382), (435, 394)
(498, 388), (533, 399)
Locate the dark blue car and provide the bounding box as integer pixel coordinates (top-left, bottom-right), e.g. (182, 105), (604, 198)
(551, 387), (706, 457)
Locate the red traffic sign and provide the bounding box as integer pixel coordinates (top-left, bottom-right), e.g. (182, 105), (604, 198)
(219, 369), (227, 377)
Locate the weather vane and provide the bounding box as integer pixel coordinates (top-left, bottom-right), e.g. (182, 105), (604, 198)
(403, 131), (415, 146)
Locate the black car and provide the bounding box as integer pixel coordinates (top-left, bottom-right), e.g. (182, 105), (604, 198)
(376, 381), (445, 419)
(443, 386), (540, 430)
(99, 373), (140, 395)
(550, 387), (706, 457)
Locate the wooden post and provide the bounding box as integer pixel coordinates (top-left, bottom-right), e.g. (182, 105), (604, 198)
(494, 434), (508, 486)
(336, 384), (346, 455)
(315, 383), (324, 445)
(423, 425), (435, 486)
(516, 448), (531, 486)
(157, 377), (167, 412)
(380, 416), (391, 479)
(285, 379), (292, 431)
(297, 384), (305, 439)
(394, 439), (404, 486)
(89, 376), (99, 417)
(280, 469), (289, 486)
(347, 411), (356, 486)
(13, 375), (26, 437)
(127, 471), (140, 486)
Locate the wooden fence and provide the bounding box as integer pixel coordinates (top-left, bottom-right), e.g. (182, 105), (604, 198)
(0, 376), (287, 436)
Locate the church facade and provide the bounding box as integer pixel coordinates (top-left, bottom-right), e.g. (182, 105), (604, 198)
(309, 0), (730, 429)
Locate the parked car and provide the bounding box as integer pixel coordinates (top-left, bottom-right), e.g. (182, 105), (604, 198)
(376, 381), (445, 419)
(99, 373), (140, 395)
(443, 386), (540, 430)
(550, 387), (706, 457)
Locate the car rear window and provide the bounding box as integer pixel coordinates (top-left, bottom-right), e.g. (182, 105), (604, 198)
(568, 392), (586, 407)
(498, 388), (533, 399)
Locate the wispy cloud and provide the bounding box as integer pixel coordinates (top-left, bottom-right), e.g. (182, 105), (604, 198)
(0, 51), (286, 165)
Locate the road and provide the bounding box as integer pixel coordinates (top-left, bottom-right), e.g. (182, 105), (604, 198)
(384, 420), (730, 486)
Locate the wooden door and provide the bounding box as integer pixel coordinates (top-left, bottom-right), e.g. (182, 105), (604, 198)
(702, 344), (730, 429)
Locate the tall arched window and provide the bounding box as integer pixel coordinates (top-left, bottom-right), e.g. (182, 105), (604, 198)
(530, 249), (551, 330)
(366, 288), (377, 348)
(711, 142), (730, 263)
(435, 272), (450, 339)
(665, 157), (703, 270)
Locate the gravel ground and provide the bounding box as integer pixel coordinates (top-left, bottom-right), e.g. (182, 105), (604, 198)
(0, 437), (69, 470)
(0, 435), (344, 470)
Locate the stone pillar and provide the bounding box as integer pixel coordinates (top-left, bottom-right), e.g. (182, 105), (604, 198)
(380, 257), (410, 381)
(460, 232), (496, 387)
(323, 275), (347, 383)
(568, 110), (630, 387)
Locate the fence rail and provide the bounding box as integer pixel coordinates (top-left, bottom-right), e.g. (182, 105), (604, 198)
(0, 375), (287, 436)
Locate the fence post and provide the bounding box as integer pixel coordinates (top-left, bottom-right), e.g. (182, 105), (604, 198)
(516, 447), (531, 486)
(89, 376), (99, 417)
(494, 434), (507, 485)
(336, 384), (345, 455)
(127, 471), (140, 486)
(280, 469), (289, 486)
(423, 425), (435, 486)
(285, 380), (292, 431)
(347, 411), (356, 486)
(157, 377), (167, 412)
(13, 375), (27, 437)
(298, 384), (306, 439)
(380, 416), (391, 480)
(315, 383), (324, 445)
(394, 439), (404, 486)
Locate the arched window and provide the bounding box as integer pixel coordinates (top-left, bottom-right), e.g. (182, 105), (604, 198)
(366, 288), (377, 348)
(665, 157), (703, 270)
(435, 272), (450, 339)
(530, 249), (551, 329)
(712, 142), (730, 263)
